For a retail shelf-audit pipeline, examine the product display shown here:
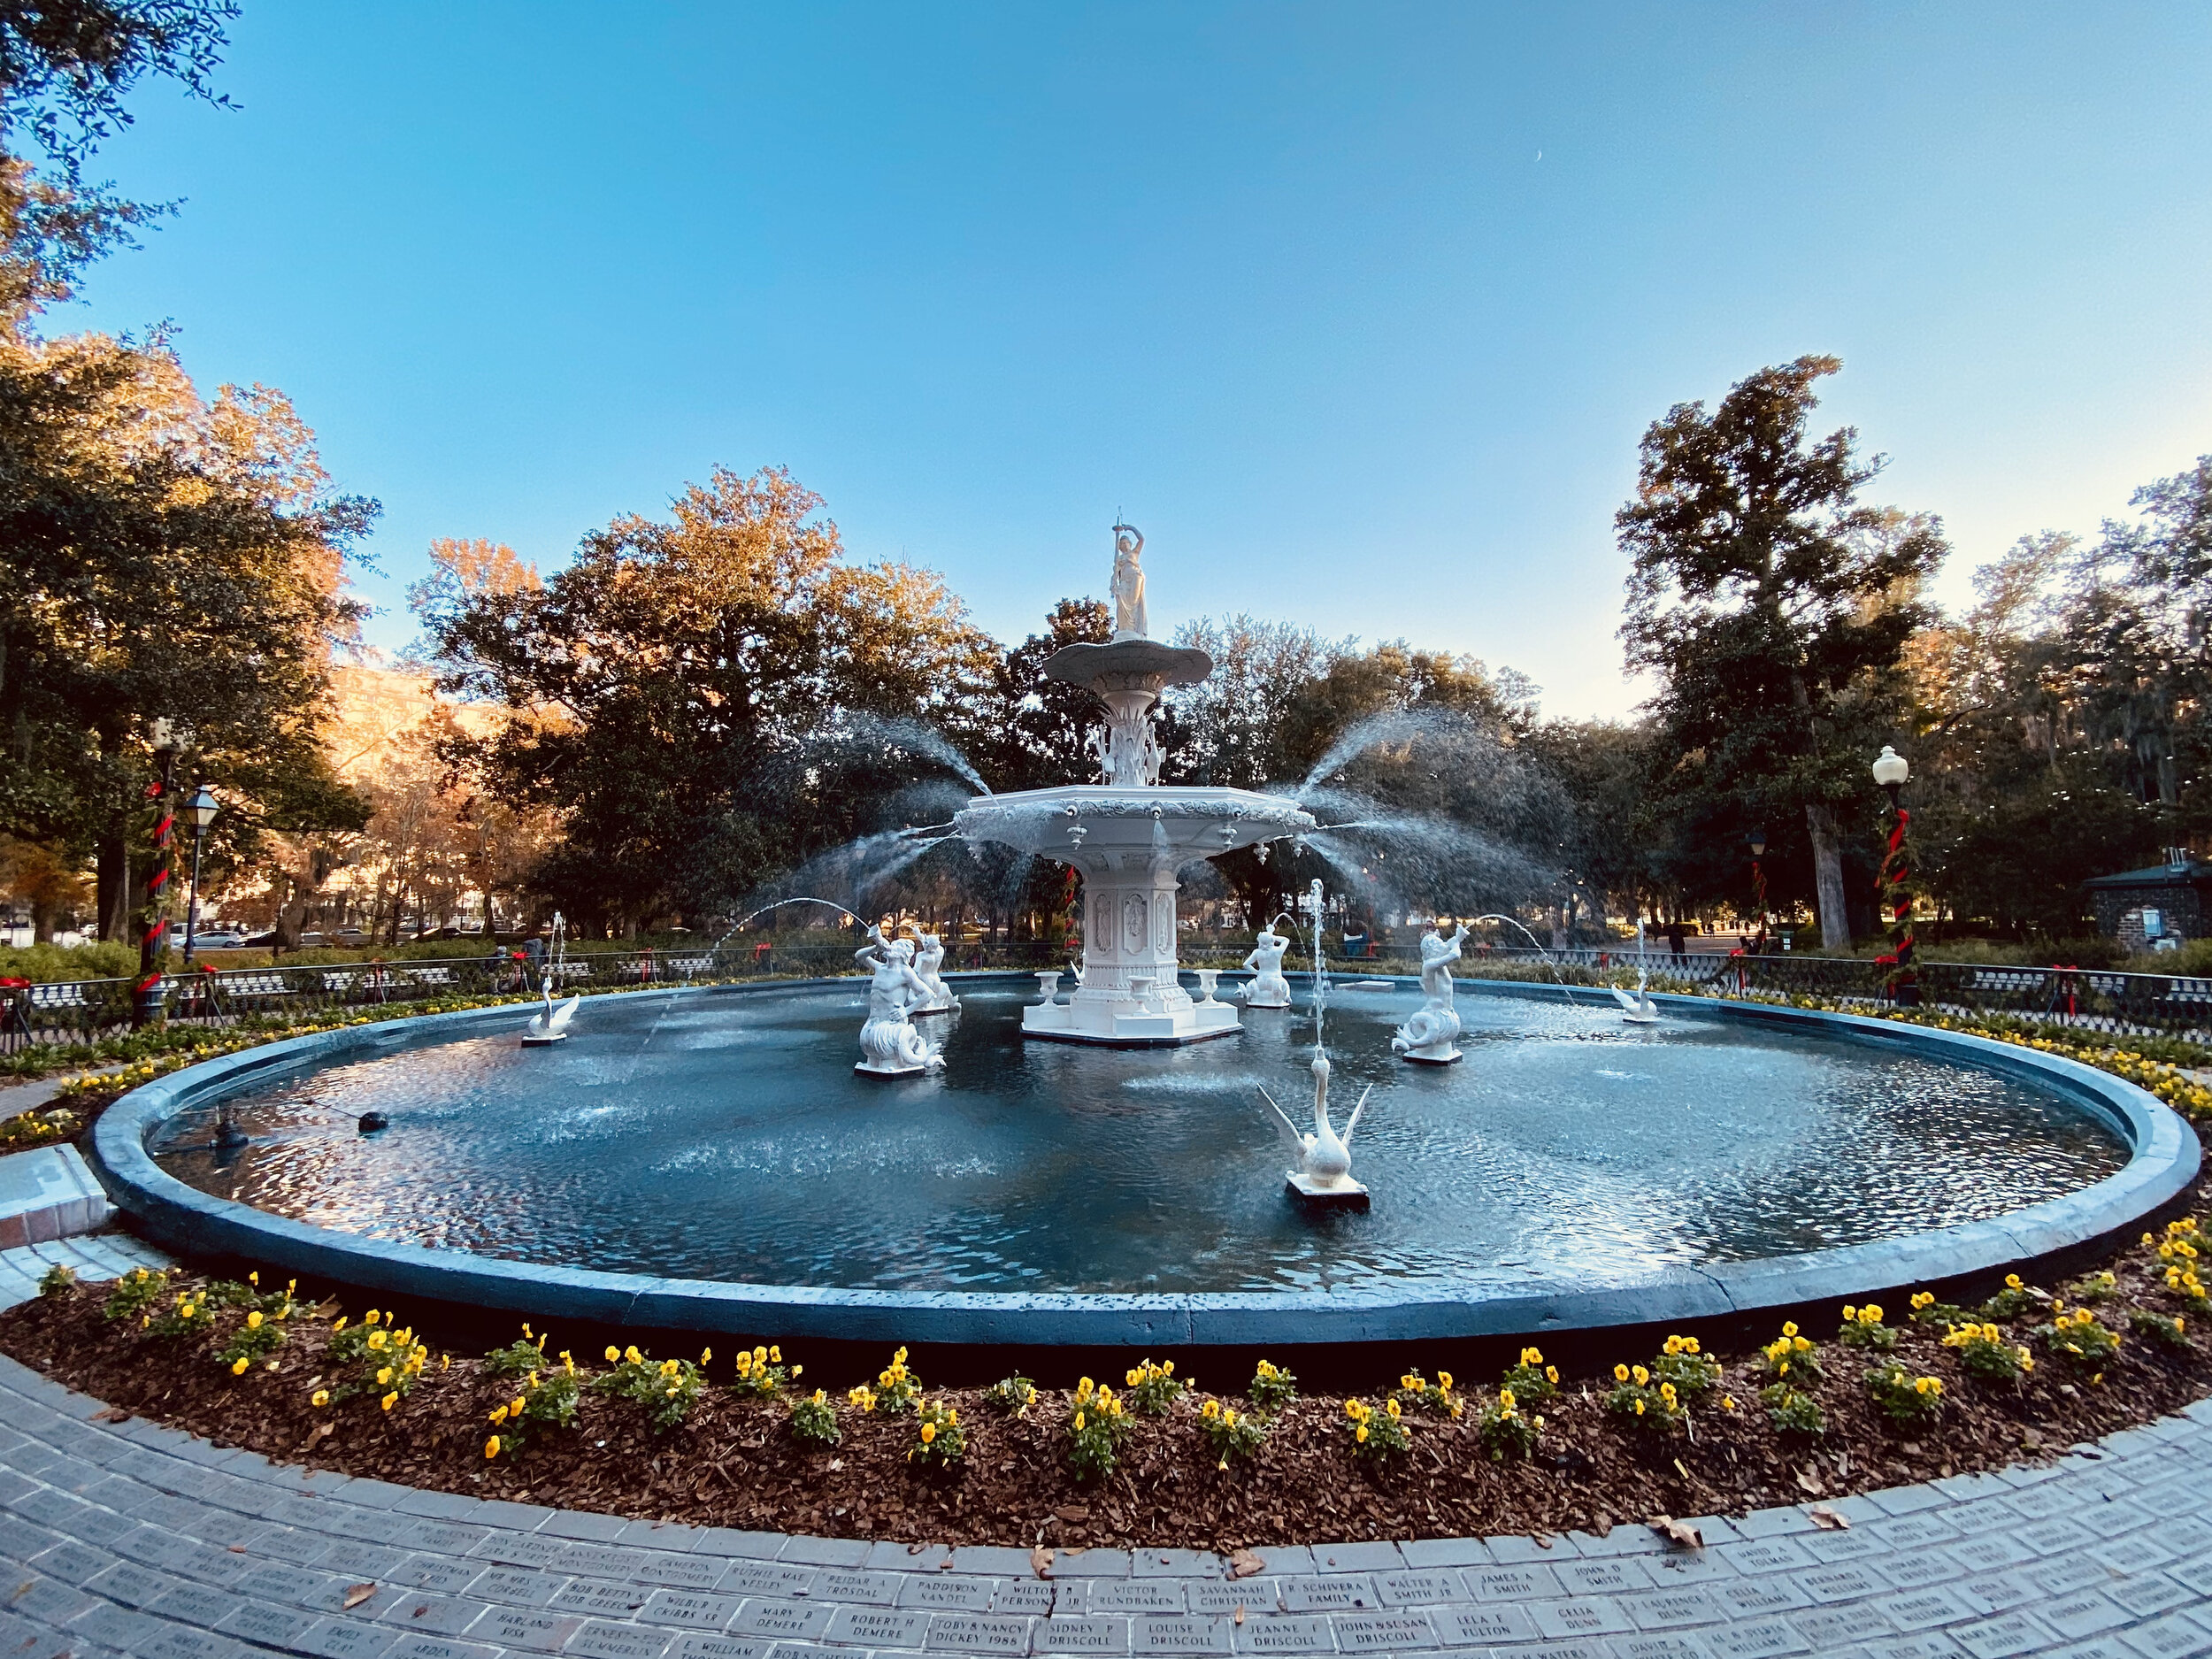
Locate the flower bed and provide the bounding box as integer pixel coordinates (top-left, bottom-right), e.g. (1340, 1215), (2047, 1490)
(6, 1206), (2210, 1550)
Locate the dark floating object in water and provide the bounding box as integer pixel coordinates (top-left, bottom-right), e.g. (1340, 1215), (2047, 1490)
(357, 1111), (389, 1134)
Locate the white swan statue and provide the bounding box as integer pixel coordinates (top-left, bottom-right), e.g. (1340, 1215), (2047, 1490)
(521, 991), (580, 1047)
(1260, 1050), (1371, 1208)
(1610, 921), (1661, 1024)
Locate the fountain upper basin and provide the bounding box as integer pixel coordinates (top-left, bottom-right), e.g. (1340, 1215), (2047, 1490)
(953, 785), (1317, 1044)
(951, 783), (1315, 864)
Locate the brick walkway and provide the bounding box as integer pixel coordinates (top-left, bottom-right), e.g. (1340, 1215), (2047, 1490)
(0, 1348), (2204, 1659)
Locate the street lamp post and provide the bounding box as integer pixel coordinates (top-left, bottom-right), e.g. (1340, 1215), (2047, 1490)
(1748, 828), (1769, 954)
(133, 719), (182, 1029)
(1871, 746), (1918, 1007)
(180, 786), (219, 964)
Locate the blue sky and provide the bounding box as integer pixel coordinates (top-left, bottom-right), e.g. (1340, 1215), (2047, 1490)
(63, 2), (2212, 718)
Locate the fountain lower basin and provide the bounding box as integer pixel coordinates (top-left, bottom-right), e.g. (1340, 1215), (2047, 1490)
(951, 785), (1315, 1045)
(87, 976), (2195, 1349)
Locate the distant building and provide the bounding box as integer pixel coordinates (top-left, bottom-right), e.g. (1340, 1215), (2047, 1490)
(2085, 851), (2212, 949)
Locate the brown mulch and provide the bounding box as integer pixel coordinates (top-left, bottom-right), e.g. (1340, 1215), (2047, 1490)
(5, 1216), (2209, 1554)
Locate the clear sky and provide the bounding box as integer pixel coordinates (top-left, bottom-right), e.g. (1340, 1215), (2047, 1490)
(60, 2), (2212, 718)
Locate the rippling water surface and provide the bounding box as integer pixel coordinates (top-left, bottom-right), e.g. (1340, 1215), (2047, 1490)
(151, 983), (2128, 1294)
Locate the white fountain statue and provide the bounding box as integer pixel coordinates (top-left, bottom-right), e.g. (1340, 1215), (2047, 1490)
(1110, 522), (1148, 640)
(522, 910), (580, 1047)
(1260, 1050), (1371, 1206)
(854, 926), (944, 1077)
(952, 523), (1316, 1044)
(1610, 919), (1661, 1024)
(1391, 922), (1469, 1064)
(910, 929), (956, 1016)
(1239, 923), (1293, 1009)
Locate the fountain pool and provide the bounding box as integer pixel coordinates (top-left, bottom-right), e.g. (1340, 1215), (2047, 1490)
(90, 972), (2192, 1349)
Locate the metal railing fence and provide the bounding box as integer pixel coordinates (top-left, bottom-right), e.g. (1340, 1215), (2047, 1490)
(4, 939), (2203, 1056)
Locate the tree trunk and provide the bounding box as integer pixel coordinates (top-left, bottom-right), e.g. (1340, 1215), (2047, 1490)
(1806, 802), (1852, 951)
(96, 833), (130, 941)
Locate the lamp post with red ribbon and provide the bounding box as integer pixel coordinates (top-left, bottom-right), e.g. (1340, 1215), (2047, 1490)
(1748, 827), (1769, 954)
(133, 719), (183, 1027)
(1872, 745), (1918, 1007)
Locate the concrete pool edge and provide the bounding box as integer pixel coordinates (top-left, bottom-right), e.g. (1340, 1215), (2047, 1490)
(84, 975), (2200, 1348)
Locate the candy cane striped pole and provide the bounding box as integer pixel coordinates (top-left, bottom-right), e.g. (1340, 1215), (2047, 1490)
(132, 735), (180, 1027)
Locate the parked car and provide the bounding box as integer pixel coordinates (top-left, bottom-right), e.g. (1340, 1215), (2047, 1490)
(186, 931), (250, 949)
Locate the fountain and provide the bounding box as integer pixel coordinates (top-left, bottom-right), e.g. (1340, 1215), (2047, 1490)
(952, 526), (1316, 1044)
(1258, 879), (1375, 1207)
(1391, 922), (1469, 1064)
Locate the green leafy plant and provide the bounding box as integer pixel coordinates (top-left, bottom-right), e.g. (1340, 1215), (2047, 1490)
(1757, 1323), (1825, 1385)
(2065, 1270), (2118, 1305)
(1392, 1369), (1462, 1418)
(983, 1375), (1037, 1415)
(1981, 1273), (2040, 1322)
(1066, 1377), (1133, 1479)
(1650, 1334), (1722, 1399)
(36, 1263), (75, 1300)
(1248, 1358), (1298, 1414)
(1124, 1356), (1187, 1414)
(1477, 1388), (1541, 1462)
(102, 1265), (170, 1323)
(729, 1343), (795, 1400)
(1344, 1396), (1410, 1459)
(1942, 1322), (2032, 1381)
(907, 1397), (965, 1468)
(872, 1346), (922, 1414)
(324, 1310), (433, 1409)
(484, 1356), (582, 1456)
(1500, 1345), (1558, 1404)
(791, 1388), (841, 1447)
(214, 1308), (285, 1374)
(2130, 1309), (2189, 1349)
(1837, 1303), (1898, 1351)
(592, 1343), (705, 1432)
(485, 1325), (551, 1376)
(1606, 1363), (1686, 1431)
(1196, 1397), (1266, 1466)
(146, 1286), (210, 1339)
(2036, 1308), (2121, 1369)
(1909, 1291), (1970, 1327)
(1761, 1381), (1825, 1435)
(1864, 1361), (1944, 1426)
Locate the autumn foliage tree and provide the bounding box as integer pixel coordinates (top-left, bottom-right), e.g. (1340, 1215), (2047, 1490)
(416, 466), (999, 933)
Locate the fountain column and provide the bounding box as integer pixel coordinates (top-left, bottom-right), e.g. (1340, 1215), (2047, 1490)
(950, 525), (1318, 1046)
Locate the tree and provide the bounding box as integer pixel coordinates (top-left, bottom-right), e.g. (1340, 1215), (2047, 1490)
(418, 466), (1000, 932)
(0, 328), (375, 941)
(1618, 356), (1946, 949)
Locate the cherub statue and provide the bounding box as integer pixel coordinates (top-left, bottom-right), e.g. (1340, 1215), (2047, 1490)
(1110, 522), (1148, 639)
(910, 929), (956, 1015)
(1392, 922), (1468, 1064)
(1240, 923), (1292, 1009)
(854, 926), (942, 1075)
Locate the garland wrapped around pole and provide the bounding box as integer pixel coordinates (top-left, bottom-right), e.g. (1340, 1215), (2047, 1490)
(1876, 789), (1918, 1007)
(132, 734), (180, 1028)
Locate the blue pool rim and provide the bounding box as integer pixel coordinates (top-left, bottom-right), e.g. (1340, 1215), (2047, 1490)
(85, 974), (2200, 1348)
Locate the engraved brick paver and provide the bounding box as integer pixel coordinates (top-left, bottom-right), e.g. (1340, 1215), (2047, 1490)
(5, 1352), (2212, 1659)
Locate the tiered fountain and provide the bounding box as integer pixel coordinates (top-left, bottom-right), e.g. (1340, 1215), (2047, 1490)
(952, 525), (1317, 1044)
